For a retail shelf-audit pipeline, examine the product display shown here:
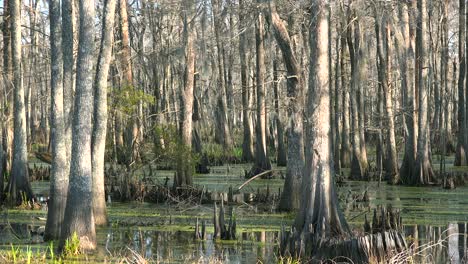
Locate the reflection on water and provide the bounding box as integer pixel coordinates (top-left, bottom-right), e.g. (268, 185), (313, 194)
(403, 223), (468, 264)
(103, 229), (278, 263)
(102, 223), (468, 263)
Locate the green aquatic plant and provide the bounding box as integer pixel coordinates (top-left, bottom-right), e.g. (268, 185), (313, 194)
(63, 232), (80, 256)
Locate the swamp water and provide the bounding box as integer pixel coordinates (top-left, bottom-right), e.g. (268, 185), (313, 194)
(1, 164), (468, 263)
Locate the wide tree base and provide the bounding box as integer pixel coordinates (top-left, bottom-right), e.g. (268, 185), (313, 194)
(281, 207), (407, 263)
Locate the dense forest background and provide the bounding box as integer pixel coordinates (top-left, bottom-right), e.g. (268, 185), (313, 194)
(0, 0), (467, 261)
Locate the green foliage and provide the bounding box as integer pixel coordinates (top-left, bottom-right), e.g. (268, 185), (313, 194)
(276, 256), (302, 264)
(63, 232), (80, 256)
(153, 124), (199, 173)
(2, 244), (52, 264)
(200, 143), (242, 166)
(110, 85), (154, 115)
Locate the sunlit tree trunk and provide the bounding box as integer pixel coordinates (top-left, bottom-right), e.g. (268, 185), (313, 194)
(91, 0), (117, 226)
(264, 0), (304, 211)
(8, 0), (34, 202)
(374, 7), (399, 184)
(44, 0), (67, 240)
(347, 9), (368, 180)
(174, 0), (195, 188)
(211, 0), (232, 149)
(60, 0), (97, 251)
(62, 0), (74, 164)
(251, 7), (271, 175)
(295, 0), (349, 240)
(273, 57), (287, 166)
(398, 1), (418, 183)
(239, 0), (254, 162)
(413, 0), (434, 185)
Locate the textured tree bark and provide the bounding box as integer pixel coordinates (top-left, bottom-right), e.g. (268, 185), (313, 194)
(441, 0), (453, 154)
(8, 0), (34, 202)
(333, 34), (341, 173)
(374, 7), (399, 184)
(60, 0), (97, 251)
(62, 0), (74, 164)
(347, 9), (368, 180)
(92, 0), (117, 226)
(340, 21), (351, 168)
(272, 58), (287, 166)
(44, 0), (67, 240)
(294, 0), (350, 244)
(263, 1), (303, 211)
(455, 0), (467, 166)
(239, 0), (254, 162)
(396, 2), (418, 184)
(211, 0), (232, 150)
(413, 0), (434, 185)
(250, 8), (271, 176)
(1, 0), (10, 197)
(174, 0), (195, 188)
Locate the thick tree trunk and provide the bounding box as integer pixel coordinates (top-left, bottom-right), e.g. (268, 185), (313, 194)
(263, 1), (303, 211)
(8, 0), (34, 202)
(174, 0), (195, 188)
(374, 8), (399, 184)
(91, 0), (117, 226)
(397, 2), (418, 184)
(347, 11), (368, 180)
(60, 0), (97, 251)
(44, 0), (67, 240)
(211, 0), (232, 150)
(239, 0), (254, 162)
(294, 0), (350, 247)
(250, 8), (271, 176)
(455, 0), (467, 166)
(273, 58), (287, 166)
(413, 0), (434, 185)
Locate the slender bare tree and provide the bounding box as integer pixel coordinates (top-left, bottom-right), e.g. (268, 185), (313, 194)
(92, 0), (117, 226)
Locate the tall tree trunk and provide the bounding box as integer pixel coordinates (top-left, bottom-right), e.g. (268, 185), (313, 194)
(251, 8), (271, 175)
(239, 0), (254, 162)
(374, 6), (399, 184)
(8, 0), (34, 202)
(1, 0), (10, 199)
(263, 1), (304, 211)
(333, 33), (341, 173)
(273, 57), (287, 166)
(413, 0), (434, 185)
(62, 0), (74, 164)
(174, 0), (195, 188)
(397, 1), (417, 183)
(45, 0), (67, 240)
(118, 0), (139, 166)
(211, 0), (232, 150)
(295, 0), (349, 240)
(91, 0), (117, 226)
(340, 20), (351, 168)
(347, 9), (368, 180)
(455, 0), (467, 166)
(60, 0), (97, 251)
